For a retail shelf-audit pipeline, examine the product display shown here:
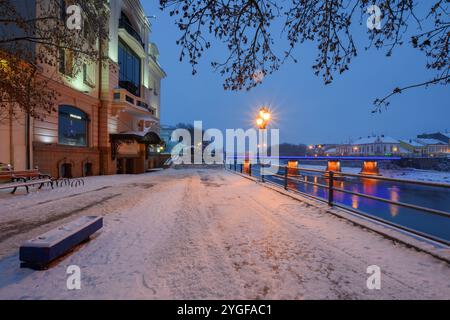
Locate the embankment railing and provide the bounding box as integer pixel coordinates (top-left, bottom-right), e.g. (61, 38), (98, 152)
(226, 162), (450, 246)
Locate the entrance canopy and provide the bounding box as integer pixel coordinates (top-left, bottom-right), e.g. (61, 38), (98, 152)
(110, 130), (163, 160)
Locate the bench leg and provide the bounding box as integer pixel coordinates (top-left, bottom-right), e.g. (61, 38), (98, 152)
(11, 186), (28, 194)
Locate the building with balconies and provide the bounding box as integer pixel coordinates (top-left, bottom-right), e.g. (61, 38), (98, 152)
(0, 0), (166, 177)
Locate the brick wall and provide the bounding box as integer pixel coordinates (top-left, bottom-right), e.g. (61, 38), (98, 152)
(34, 143), (100, 178)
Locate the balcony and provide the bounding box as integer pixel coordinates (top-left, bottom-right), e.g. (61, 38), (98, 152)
(119, 17), (145, 49)
(112, 88), (157, 117)
(119, 80), (140, 97)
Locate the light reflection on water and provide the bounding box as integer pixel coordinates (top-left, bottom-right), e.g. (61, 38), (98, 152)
(390, 186), (400, 217)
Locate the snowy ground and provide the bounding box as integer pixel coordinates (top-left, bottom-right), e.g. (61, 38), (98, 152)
(0, 168), (449, 300)
(297, 164), (450, 184)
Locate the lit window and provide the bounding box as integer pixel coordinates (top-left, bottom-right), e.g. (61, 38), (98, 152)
(59, 49), (74, 76)
(83, 63), (95, 87)
(58, 105), (88, 147)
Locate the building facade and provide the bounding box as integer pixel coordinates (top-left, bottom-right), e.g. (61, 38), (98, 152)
(333, 135), (449, 158)
(0, 0), (166, 178)
(414, 139), (448, 157)
(335, 136), (403, 156)
(399, 139), (426, 157)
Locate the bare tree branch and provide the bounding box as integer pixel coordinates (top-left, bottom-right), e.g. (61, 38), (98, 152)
(160, 0), (449, 108)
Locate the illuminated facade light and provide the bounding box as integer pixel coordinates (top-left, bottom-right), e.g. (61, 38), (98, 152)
(70, 114), (82, 120)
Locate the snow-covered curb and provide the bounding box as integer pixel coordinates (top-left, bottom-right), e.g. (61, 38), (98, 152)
(228, 170), (450, 264)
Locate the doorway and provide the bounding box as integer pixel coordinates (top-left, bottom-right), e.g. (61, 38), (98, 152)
(117, 158), (136, 174)
(61, 163), (73, 178)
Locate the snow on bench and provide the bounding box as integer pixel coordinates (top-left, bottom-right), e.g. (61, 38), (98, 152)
(20, 216), (103, 270)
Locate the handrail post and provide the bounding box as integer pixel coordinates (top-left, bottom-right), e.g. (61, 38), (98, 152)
(240, 164), (243, 174)
(328, 171), (334, 207)
(249, 163), (252, 176)
(261, 164), (265, 183)
(284, 166), (288, 190)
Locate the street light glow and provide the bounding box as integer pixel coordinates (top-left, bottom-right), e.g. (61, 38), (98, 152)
(256, 107), (272, 129)
(256, 118), (264, 127)
(262, 112), (271, 121)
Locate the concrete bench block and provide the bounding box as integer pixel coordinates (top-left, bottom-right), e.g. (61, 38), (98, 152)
(20, 216), (103, 270)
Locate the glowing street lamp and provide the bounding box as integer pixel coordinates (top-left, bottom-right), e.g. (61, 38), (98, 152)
(262, 111), (271, 121)
(256, 117), (264, 128)
(256, 107), (272, 168)
(256, 107), (271, 129)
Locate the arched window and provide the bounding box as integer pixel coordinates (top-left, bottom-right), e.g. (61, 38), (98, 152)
(58, 105), (88, 147)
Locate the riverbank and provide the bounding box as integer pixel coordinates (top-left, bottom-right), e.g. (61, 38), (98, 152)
(0, 169), (449, 299)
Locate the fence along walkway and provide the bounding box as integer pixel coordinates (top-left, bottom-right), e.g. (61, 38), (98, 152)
(226, 162), (450, 246)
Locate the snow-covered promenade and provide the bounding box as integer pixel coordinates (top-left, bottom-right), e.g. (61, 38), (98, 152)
(0, 168), (449, 299)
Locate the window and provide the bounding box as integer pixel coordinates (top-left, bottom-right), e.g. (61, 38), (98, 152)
(118, 39), (141, 97)
(153, 79), (159, 96)
(58, 105), (88, 147)
(59, 49), (74, 76)
(83, 63), (95, 87)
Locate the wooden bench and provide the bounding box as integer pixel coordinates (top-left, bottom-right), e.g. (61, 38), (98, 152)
(0, 169), (44, 182)
(0, 178), (53, 194)
(20, 216), (103, 270)
(0, 169), (53, 194)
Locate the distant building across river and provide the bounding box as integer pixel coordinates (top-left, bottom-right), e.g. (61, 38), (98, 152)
(313, 132), (450, 158)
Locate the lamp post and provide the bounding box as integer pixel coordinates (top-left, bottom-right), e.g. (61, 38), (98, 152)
(256, 107), (272, 174)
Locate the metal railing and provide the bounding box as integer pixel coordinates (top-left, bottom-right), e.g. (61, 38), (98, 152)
(119, 18), (145, 48)
(226, 162), (450, 246)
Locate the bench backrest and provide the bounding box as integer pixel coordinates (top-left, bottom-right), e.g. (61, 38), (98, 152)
(13, 170), (40, 177)
(0, 170), (40, 180)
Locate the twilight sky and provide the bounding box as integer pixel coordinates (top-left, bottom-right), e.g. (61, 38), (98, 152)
(143, 2), (450, 145)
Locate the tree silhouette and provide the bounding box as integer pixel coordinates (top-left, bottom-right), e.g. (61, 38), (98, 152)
(160, 0), (449, 109)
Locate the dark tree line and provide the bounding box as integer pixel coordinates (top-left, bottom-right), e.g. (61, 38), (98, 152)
(160, 0), (449, 110)
(275, 143), (308, 156)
